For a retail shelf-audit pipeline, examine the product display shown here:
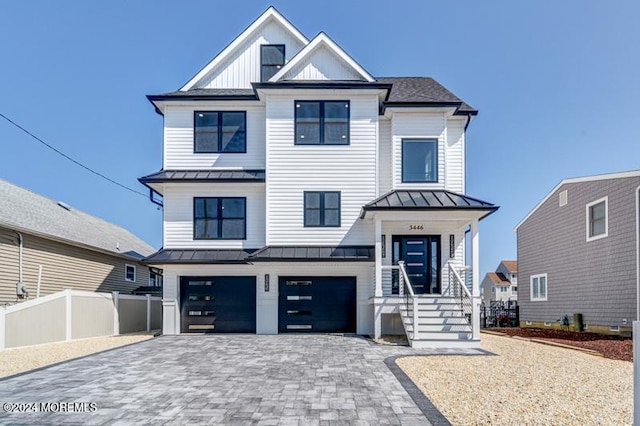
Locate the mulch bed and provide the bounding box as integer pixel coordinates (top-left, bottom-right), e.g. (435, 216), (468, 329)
(495, 328), (632, 362)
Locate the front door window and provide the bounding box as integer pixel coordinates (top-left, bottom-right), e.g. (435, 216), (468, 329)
(392, 236), (441, 295)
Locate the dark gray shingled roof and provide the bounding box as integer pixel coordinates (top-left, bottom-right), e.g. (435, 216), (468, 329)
(249, 246), (374, 262)
(0, 179), (155, 260)
(147, 88), (257, 101)
(376, 77), (477, 114)
(139, 169), (265, 183)
(144, 249), (258, 264)
(361, 190), (497, 218)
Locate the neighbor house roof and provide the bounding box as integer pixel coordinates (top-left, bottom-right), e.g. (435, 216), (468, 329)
(0, 179), (155, 260)
(487, 272), (511, 285)
(514, 170), (640, 231)
(501, 260), (517, 273)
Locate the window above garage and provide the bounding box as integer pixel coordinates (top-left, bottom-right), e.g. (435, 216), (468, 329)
(194, 197), (246, 240)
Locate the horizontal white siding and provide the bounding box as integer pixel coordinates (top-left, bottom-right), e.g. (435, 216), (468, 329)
(391, 111), (446, 190)
(198, 20), (306, 89)
(164, 102), (265, 170)
(163, 183), (265, 249)
(281, 45), (363, 81)
(446, 118), (466, 194)
(162, 262), (374, 335)
(265, 93), (379, 245)
(378, 118), (392, 195)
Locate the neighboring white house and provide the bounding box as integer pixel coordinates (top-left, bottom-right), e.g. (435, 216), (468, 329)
(481, 260), (517, 306)
(139, 7), (498, 348)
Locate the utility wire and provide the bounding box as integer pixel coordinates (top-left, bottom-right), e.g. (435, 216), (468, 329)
(0, 112), (148, 199)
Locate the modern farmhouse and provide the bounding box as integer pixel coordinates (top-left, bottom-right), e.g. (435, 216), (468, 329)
(140, 7), (498, 347)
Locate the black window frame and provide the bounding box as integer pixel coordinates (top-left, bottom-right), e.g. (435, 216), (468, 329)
(303, 191), (341, 227)
(401, 138), (438, 183)
(260, 44), (285, 82)
(193, 111), (247, 154)
(193, 197), (247, 240)
(294, 100), (350, 145)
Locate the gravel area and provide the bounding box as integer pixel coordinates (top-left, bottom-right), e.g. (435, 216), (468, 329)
(0, 333), (155, 379)
(397, 333), (632, 425)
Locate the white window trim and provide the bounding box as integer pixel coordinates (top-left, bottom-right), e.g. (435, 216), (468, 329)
(530, 273), (547, 302)
(125, 264), (137, 283)
(586, 196), (608, 242)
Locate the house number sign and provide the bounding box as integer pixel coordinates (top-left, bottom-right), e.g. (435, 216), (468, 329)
(409, 224), (424, 230)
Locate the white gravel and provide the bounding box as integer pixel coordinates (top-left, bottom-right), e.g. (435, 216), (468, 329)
(397, 333), (632, 425)
(0, 333), (154, 379)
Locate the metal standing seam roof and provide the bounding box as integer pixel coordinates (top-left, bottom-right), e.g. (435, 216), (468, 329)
(143, 249), (259, 264)
(361, 190), (498, 218)
(248, 246), (374, 261)
(139, 169), (266, 183)
(0, 179), (156, 260)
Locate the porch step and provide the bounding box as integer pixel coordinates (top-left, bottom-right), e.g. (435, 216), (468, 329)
(400, 308), (467, 318)
(402, 325), (472, 339)
(402, 316), (470, 326)
(410, 339), (481, 349)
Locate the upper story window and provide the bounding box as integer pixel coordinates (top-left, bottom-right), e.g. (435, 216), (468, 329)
(194, 111), (246, 153)
(194, 197), (246, 240)
(295, 101), (349, 145)
(261, 45), (285, 82)
(402, 139), (438, 183)
(586, 197), (608, 241)
(125, 264), (136, 282)
(304, 191), (341, 227)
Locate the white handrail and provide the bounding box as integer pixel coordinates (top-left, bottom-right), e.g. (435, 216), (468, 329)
(397, 261), (415, 297)
(447, 261), (472, 298)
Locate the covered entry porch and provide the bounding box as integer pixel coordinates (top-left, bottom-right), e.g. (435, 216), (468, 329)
(360, 190), (498, 348)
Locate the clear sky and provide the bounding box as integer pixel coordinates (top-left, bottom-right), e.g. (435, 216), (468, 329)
(1, 1), (638, 276)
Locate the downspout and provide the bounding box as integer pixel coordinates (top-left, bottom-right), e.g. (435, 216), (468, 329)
(636, 185), (640, 321)
(16, 231), (23, 283)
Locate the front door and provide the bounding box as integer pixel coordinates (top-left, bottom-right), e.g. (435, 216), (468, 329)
(392, 236), (441, 294)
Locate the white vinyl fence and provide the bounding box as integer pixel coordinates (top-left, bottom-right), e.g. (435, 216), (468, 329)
(0, 289), (162, 350)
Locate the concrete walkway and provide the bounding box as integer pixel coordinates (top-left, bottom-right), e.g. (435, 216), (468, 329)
(0, 334), (484, 425)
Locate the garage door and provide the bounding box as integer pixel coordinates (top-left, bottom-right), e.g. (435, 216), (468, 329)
(279, 276), (356, 333)
(180, 276), (256, 333)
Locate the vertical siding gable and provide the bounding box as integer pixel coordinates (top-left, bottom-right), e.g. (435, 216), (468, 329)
(280, 45), (364, 81)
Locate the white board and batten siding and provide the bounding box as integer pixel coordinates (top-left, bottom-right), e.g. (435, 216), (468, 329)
(162, 262), (375, 335)
(162, 183), (265, 249)
(279, 45), (364, 81)
(389, 111), (465, 194)
(378, 118), (393, 196)
(265, 92), (379, 245)
(163, 103), (265, 170)
(196, 20), (306, 89)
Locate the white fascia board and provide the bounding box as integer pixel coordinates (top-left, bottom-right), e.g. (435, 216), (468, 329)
(269, 32), (375, 83)
(513, 169), (640, 231)
(180, 7), (309, 91)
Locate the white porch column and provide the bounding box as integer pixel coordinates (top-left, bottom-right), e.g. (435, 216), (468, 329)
(374, 218), (383, 298)
(470, 219), (481, 340)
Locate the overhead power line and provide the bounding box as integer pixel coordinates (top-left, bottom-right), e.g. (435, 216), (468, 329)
(0, 112), (148, 199)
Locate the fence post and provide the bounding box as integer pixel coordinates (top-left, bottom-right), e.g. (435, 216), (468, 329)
(146, 294), (151, 333)
(113, 291), (120, 336)
(65, 289), (72, 341)
(0, 307), (5, 350)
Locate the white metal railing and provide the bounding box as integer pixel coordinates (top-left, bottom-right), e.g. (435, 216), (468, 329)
(447, 261), (473, 328)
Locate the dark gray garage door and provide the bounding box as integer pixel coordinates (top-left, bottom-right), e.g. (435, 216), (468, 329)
(180, 276), (256, 333)
(279, 276), (356, 333)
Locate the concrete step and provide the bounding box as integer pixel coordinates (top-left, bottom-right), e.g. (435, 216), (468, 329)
(403, 317), (471, 326)
(399, 303), (464, 312)
(410, 339), (481, 349)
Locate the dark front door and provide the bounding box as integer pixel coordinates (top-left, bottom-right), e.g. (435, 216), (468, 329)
(393, 236), (441, 294)
(180, 276), (256, 333)
(278, 277), (356, 333)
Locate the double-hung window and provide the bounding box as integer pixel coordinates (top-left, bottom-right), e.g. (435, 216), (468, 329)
(261, 45), (285, 82)
(295, 101), (349, 145)
(530, 274), (547, 301)
(402, 139), (438, 182)
(194, 197), (246, 240)
(125, 264), (136, 282)
(194, 111), (246, 153)
(304, 192), (340, 227)
(586, 197), (608, 241)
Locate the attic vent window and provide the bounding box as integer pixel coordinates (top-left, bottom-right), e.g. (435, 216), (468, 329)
(559, 190), (568, 207)
(261, 44), (285, 82)
(57, 201), (71, 211)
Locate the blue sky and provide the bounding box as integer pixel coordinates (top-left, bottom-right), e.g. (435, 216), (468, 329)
(1, 1), (638, 275)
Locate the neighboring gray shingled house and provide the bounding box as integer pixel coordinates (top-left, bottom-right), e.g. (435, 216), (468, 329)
(0, 179), (158, 305)
(515, 170), (640, 335)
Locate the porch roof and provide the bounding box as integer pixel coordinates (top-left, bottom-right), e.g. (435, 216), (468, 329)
(139, 169), (265, 183)
(143, 248), (259, 264)
(360, 190), (498, 219)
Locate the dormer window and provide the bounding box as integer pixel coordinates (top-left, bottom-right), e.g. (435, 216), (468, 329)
(261, 45), (285, 82)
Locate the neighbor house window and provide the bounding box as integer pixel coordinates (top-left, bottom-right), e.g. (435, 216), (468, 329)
(194, 111), (246, 153)
(304, 192), (340, 227)
(261, 44), (285, 82)
(402, 139), (438, 182)
(586, 197), (608, 241)
(531, 274), (547, 301)
(295, 101), (349, 145)
(512, 286), (518, 293)
(194, 197), (246, 239)
(125, 264), (136, 282)
(499, 286), (508, 293)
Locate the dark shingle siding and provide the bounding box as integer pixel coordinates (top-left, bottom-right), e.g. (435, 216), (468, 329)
(517, 176), (639, 327)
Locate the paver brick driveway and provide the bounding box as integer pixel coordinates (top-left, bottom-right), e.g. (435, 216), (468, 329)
(0, 334), (482, 425)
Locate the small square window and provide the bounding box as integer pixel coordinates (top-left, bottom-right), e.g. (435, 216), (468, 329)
(125, 264), (136, 282)
(586, 197), (608, 241)
(304, 191), (341, 227)
(402, 139), (438, 182)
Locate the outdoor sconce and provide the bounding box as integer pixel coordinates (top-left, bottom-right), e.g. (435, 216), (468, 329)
(264, 274), (270, 292)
